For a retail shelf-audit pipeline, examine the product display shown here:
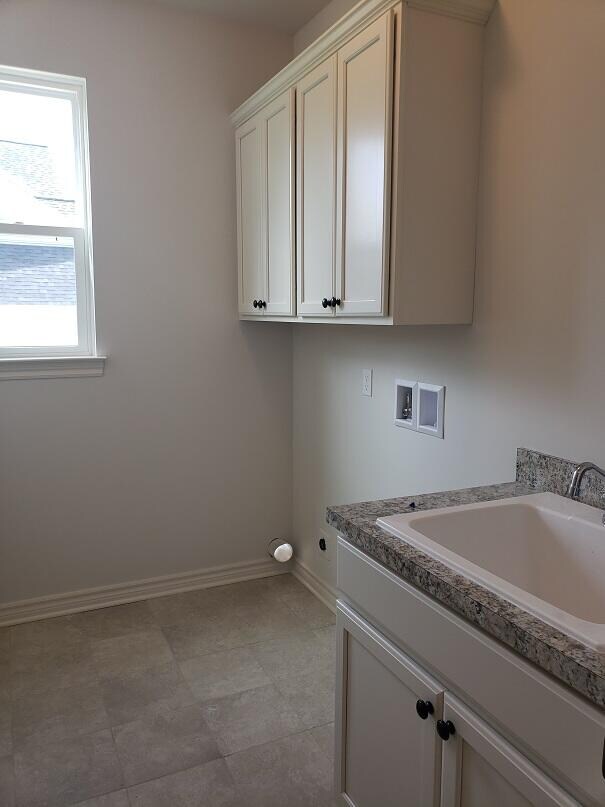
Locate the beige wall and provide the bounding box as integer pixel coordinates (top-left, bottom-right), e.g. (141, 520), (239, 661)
(292, 0), (605, 588)
(3, 0), (605, 605)
(0, 0), (293, 603)
(294, 0), (357, 54)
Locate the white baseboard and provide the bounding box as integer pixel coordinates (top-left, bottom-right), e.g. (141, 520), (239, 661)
(0, 557), (290, 627)
(292, 557), (338, 613)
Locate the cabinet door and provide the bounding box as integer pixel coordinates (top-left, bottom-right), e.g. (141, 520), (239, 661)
(336, 603), (443, 807)
(336, 11), (393, 317)
(236, 116), (265, 315)
(296, 56), (337, 316)
(260, 89), (295, 316)
(440, 695), (580, 807)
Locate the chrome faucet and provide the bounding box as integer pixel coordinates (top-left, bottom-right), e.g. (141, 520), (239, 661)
(566, 461), (605, 499)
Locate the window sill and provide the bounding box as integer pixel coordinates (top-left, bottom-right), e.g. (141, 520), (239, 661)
(0, 355), (106, 380)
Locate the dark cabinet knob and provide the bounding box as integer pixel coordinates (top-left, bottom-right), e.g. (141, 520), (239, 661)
(436, 720), (456, 741)
(253, 300), (258, 308)
(415, 699), (434, 720)
(330, 297), (341, 308)
(322, 298), (329, 309)
(260, 300), (266, 308)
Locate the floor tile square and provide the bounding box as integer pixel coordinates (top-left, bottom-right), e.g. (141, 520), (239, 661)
(72, 791), (130, 807)
(147, 592), (208, 628)
(128, 758), (241, 806)
(0, 628), (11, 662)
(200, 684), (303, 755)
(101, 661), (194, 726)
(230, 600), (308, 645)
(274, 666), (335, 729)
(10, 645), (99, 700)
(309, 722), (335, 760)
(250, 627), (334, 682)
(92, 629), (173, 678)
(14, 729), (122, 807)
(112, 704), (220, 786)
(161, 619), (228, 661)
(0, 691), (12, 756)
(12, 682), (108, 748)
(10, 617), (90, 670)
(71, 601), (157, 640)
(179, 646), (270, 702)
(282, 590), (336, 629)
(226, 731), (337, 807)
(261, 574), (308, 600)
(0, 656), (10, 694)
(0, 755), (15, 807)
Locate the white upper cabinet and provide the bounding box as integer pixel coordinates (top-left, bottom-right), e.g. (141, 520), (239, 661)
(262, 89), (295, 316)
(335, 12), (393, 317)
(235, 116), (264, 315)
(296, 57), (337, 317)
(232, 0), (494, 324)
(236, 89), (295, 317)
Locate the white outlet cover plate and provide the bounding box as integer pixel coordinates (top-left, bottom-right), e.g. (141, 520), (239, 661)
(362, 368), (373, 397)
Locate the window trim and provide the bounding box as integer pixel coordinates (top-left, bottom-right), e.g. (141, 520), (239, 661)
(0, 64), (98, 361)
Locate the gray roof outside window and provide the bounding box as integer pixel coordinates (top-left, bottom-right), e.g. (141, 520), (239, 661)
(0, 140), (77, 306)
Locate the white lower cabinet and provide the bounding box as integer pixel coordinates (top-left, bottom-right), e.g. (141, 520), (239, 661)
(440, 695), (579, 807)
(336, 604), (442, 806)
(336, 603), (582, 807)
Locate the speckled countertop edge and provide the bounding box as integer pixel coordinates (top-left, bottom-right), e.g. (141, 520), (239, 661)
(327, 452), (605, 710)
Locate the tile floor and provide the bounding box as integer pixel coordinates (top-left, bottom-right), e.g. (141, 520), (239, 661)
(0, 574), (338, 806)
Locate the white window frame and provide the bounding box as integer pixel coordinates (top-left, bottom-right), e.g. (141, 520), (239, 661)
(0, 64), (98, 364)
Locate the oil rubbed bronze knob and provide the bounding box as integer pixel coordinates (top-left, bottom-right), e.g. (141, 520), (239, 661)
(330, 297), (341, 308)
(253, 300), (259, 308)
(436, 720), (456, 741)
(322, 298), (329, 309)
(415, 700), (434, 720)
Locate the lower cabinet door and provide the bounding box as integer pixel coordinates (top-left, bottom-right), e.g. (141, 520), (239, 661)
(439, 695), (580, 807)
(336, 603), (443, 807)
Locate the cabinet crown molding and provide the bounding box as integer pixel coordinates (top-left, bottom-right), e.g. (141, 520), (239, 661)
(230, 0), (496, 127)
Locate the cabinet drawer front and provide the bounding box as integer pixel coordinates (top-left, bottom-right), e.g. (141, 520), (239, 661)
(336, 603), (442, 807)
(337, 538), (605, 806)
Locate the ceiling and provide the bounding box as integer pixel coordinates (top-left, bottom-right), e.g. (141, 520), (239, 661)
(148, 0), (331, 33)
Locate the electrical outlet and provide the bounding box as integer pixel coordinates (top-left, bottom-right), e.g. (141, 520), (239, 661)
(318, 530), (331, 558)
(362, 368), (373, 397)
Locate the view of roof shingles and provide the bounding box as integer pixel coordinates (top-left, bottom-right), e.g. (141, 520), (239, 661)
(0, 140), (77, 307)
(0, 244), (76, 305)
(0, 139), (75, 215)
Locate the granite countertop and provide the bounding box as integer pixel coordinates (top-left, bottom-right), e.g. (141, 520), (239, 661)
(327, 449), (605, 710)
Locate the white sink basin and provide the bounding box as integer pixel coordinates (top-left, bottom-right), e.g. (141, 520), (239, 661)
(377, 492), (605, 650)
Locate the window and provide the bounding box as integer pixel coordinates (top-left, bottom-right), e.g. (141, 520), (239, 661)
(0, 65), (96, 360)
